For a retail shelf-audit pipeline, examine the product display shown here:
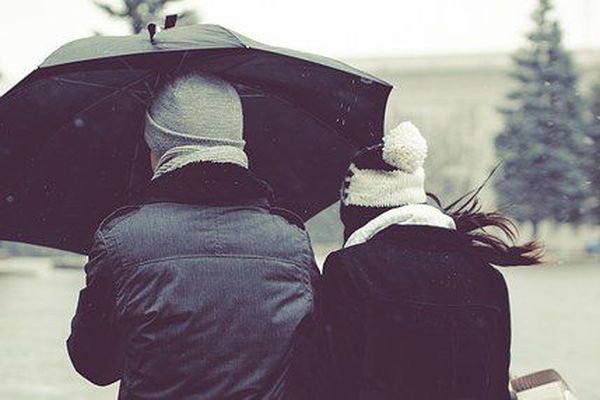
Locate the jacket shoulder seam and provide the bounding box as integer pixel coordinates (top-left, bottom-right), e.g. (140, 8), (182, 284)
(98, 204), (142, 232)
(122, 253), (310, 272)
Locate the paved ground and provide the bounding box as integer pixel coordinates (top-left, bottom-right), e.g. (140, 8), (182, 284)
(0, 257), (598, 399)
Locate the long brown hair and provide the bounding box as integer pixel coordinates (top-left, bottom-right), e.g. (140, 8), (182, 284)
(429, 166), (544, 267)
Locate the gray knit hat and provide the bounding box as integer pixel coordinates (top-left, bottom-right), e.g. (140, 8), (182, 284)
(144, 73), (247, 179)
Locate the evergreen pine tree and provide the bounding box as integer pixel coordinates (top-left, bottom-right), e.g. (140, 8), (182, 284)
(95, 0), (200, 34)
(494, 0), (589, 235)
(586, 82), (600, 224)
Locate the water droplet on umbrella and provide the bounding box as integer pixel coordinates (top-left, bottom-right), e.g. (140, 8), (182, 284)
(360, 78), (373, 85)
(5, 194), (15, 203)
(74, 117), (85, 128)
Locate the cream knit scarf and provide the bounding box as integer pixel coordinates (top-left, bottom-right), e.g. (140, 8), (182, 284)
(344, 204), (456, 248)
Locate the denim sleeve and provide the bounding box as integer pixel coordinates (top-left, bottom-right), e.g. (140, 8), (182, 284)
(66, 230), (122, 386)
(321, 253), (366, 400)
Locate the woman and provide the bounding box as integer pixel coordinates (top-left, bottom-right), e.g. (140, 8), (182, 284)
(320, 122), (542, 400)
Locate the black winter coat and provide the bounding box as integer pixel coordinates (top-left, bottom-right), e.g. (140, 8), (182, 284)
(320, 225), (511, 400)
(67, 164), (320, 400)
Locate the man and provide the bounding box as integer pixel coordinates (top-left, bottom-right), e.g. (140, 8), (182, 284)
(67, 73), (320, 399)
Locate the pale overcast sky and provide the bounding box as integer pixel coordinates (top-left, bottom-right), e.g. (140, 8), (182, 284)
(0, 0), (599, 88)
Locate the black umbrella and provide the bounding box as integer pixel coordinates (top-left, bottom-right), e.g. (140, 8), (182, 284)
(0, 23), (392, 254)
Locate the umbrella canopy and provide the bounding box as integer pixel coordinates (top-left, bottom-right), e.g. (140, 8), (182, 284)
(0, 24), (392, 254)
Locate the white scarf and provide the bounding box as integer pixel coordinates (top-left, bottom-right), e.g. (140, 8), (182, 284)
(344, 204), (456, 248)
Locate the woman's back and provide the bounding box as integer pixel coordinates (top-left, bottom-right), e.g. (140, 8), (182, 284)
(321, 225), (511, 400)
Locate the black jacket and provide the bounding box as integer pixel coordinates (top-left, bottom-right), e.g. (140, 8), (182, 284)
(67, 164), (320, 399)
(320, 225), (511, 400)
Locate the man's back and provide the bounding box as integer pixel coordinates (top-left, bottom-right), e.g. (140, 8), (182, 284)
(68, 166), (320, 400)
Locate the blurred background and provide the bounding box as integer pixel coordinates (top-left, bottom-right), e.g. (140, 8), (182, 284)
(0, 0), (598, 398)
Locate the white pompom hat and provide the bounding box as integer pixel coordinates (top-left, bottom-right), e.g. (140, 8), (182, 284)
(342, 121), (428, 207)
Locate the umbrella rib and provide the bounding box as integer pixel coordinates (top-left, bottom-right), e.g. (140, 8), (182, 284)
(0, 72), (156, 231)
(16, 73), (157, 196)
(79, 73), (153, 114)
(232, 76), (358, 150)
(206, 53), (358, 148)
(202, 51), (364, 149)
(217, 55), (261, 75)
(127, 90), (152, 106)
(51, 77), (148, 95)
(273, 93), (356, 149)
(50, 72), (156, 137)
(173, 51), (190, 75)
(118, 57), (156, 98)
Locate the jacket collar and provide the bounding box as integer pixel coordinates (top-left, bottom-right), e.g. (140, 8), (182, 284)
(344, 204), (456, 248)
(143, 162), (274, 208)
(371, 225), (472, 252)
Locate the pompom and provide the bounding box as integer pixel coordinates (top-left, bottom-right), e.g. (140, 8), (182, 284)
(382, 121), (427, 173)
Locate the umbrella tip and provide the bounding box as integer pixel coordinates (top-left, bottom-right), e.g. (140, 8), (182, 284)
(147, 23), (157, 44)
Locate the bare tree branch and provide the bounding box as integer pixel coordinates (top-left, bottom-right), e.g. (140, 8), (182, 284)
(93, 0), (201, 34)
(93, 1), (128, 17)
(178, 9), (201, 25)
